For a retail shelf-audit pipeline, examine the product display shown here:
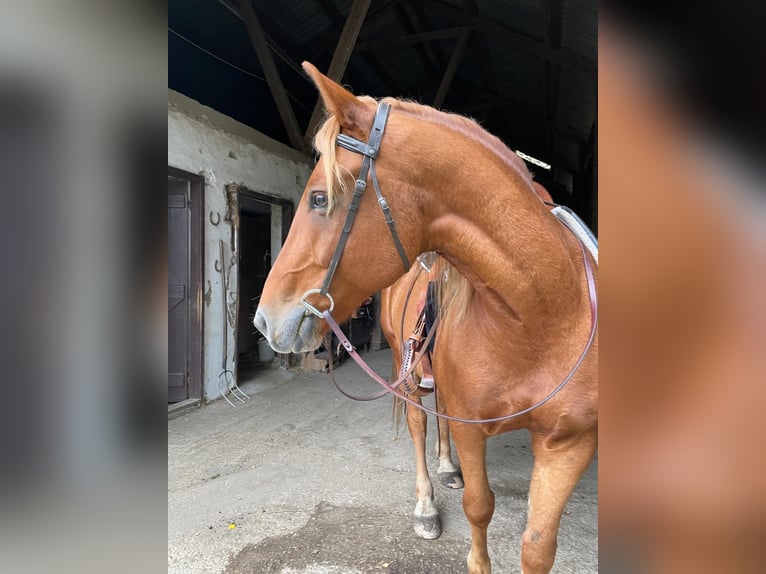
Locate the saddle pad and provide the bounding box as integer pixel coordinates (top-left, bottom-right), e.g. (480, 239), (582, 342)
(551, 205), (598, 264)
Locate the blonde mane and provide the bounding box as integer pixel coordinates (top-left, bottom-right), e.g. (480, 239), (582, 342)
(312, 96), (536, 320)
(312, 112), (345, 213)
(429, 254), (473, 324)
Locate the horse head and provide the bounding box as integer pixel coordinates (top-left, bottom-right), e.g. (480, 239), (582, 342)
(254, 63), (425, 353)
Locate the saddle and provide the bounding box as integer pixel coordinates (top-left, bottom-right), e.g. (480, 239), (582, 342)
(399, 281), (438, 396)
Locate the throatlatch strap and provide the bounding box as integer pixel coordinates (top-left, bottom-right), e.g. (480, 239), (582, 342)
(370, 160), (410, 270)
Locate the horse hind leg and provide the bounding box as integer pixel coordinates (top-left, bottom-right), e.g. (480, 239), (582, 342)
(407, 395), (442, 539)
(522, 426), (597, 574)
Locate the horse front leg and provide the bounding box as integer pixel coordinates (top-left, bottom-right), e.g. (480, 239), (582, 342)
(451, 425), (494, 574)
(407, 395), (442, 539)
(522, 426), (597, 574)
(435, 390), (464, 489)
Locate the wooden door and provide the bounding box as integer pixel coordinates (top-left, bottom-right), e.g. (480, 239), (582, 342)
(168, 169), (203, 403)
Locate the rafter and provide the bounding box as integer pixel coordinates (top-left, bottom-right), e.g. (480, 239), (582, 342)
(433, 28), (471, 108)
(304, 0), (371, 141)
(410, 2), (449, 68)
(545, 0), (564, 158)
(218, 0), (305, 78)
(454, 78), (585, 143)
(393, 3), (438, 75)
(308, 0), (404, 103)
(234, 0), (305, 152)
(422, 0), (595, 75)
(356, 26), (467, 51)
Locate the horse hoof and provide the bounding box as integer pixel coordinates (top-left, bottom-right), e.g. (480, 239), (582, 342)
(438, 470), (464, 489)
(414, 513), (442, 540)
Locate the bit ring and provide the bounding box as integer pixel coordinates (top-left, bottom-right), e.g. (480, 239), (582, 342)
(300, 289), (335, 318)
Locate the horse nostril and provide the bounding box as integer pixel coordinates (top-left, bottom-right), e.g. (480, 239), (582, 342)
(254, 309), (269, 339)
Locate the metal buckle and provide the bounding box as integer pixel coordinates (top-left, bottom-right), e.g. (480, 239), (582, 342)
(418, 251), (437, 272)
(300, 289), (335, 318)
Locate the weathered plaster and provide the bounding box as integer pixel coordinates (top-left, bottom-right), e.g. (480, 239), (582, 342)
(168, 89), (312, 401)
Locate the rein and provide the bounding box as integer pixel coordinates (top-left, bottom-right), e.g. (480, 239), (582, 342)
(326, 252), (437, 401)
(304, 100), (598, 424)
(326, 315), (439, 402)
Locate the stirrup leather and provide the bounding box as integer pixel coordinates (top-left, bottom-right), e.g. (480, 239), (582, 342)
(398, 312), (434, 396)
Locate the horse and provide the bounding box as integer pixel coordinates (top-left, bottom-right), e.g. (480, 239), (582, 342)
(380, 254), (464, 540)
(255, 62), (598, 574)
(379, 182), (557, 542)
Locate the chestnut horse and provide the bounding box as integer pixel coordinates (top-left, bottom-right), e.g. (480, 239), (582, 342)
(380, 254), (464, 540)
(255, 63), (598, 574)
(379, 183), (557, 542)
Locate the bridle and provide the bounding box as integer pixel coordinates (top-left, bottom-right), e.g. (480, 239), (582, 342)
(300, 102), (410, 318)
(300, 100), (598, 424)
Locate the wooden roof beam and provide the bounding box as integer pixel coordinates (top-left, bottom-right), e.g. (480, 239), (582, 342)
(544, 0), (564, 155)
(356, 26), (467, 51)
(234, 0), (306, 152)
(310, 0), (404, 96)
(433, 28), (472, 108)
(472, 16), (595, 75)
(410, 2), (450, 69)
(218, 0), (305, 79)
(392, 3), (440, 76)
(455, 78), (585, 143)
(423, 0), (595, 75)
(304, 0), (372, 142)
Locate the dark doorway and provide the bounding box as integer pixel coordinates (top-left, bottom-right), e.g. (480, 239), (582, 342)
(168, 168), (203, 405)
(237, 194), (275, 379)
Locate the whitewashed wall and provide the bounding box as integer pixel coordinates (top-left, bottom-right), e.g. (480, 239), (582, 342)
(168, 89), (312, 401)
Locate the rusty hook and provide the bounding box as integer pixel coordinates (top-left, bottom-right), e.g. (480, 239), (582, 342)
(214, 259), (222, 273)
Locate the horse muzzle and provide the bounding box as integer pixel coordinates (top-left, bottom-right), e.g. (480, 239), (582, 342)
(254, 304), (324, 354)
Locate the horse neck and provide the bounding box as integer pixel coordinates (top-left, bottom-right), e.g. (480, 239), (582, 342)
(409, 133), (587, 337)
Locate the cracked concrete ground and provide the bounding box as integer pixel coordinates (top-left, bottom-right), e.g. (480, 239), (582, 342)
(168, 350), (597, 573)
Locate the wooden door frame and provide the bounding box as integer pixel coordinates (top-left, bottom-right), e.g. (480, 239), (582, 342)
(168, 166), (204, 408)
(232, 185), (294, 378)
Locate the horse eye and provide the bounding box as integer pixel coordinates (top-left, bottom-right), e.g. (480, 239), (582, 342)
(310, 191), (328, 209)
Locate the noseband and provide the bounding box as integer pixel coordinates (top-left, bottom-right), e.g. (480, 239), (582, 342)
(301, 102), (410, 318)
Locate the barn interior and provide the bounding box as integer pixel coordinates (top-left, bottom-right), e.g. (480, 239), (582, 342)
(167, 0), (596, 407)
(169, 0), (596, 219)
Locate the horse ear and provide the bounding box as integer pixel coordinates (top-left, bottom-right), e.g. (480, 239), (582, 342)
(302, 61), (369, 130)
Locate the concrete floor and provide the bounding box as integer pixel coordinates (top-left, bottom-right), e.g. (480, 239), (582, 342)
(168, 350), (597, 574)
